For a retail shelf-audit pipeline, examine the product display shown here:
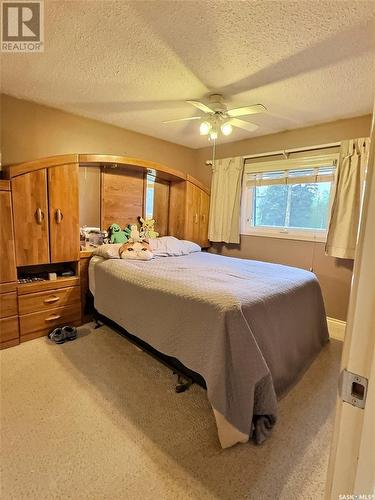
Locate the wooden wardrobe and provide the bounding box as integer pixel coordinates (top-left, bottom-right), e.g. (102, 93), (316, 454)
(2, 153), (210, 348)
(169, 176), (210, 248)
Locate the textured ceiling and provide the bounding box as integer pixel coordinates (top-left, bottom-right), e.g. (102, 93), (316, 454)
(1, 0), (375, 148)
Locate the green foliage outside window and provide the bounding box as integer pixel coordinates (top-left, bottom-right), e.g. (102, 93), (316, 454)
(253, 182), (331, 230)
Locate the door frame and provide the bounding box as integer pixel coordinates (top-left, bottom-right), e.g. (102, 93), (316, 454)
(325, 109), (375, 497)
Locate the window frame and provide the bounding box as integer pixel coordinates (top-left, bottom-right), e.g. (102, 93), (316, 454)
(240, 153), (339, 242)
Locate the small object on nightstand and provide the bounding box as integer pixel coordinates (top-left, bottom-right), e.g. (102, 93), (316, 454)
(61, 270), (74, 277)
(48, 272), (57, 281)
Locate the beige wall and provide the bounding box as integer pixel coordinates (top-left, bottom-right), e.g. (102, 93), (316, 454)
(0, 94), (203, 183)
(204, 114), (372, 321)
(197, 114), (372, 187)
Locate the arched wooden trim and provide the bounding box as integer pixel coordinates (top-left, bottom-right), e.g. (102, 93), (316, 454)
(186, 174), (210, 195)
(4, 154), (79, 179)
(78, 154), (187, 182)
(5, 153), (184, 181)
(4, 153), (209, 192)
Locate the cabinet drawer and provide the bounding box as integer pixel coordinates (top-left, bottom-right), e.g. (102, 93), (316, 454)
(0, 316), (19, 343)
(0, 292), (18, 318)
(18, 286), (80, 315)
(19, 303), (81, 341)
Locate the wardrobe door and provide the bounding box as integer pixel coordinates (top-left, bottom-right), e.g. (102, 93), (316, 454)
(192, 185), (201, 244)
(48, 164), (80, 263)
(0, 186), (17, 282)
(199, 190), (210, 248)
(184, 182), (201, 243)
(184, 181), (195, 242)
(12, 170), (50, 266)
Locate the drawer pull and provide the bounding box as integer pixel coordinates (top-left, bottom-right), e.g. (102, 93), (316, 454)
(44, 296), (60, 304)
(45, 314), (61, 322)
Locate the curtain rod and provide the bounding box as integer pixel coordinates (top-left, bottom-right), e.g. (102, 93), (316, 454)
(205, 141), (341, 165)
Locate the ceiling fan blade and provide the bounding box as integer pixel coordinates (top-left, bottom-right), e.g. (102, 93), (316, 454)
(227, 104), (267, 117)
(230, 118), (259, 132)
(186, 100), (215, 114)
(162, 116), (202, 124)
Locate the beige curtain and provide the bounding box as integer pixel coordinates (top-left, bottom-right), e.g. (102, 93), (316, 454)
(208, 156), (243, 244)
(326, 138), (370, 259)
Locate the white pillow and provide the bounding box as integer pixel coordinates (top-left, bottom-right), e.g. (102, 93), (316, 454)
(149, 236), (201, 257)
(92, 243), (121, 259)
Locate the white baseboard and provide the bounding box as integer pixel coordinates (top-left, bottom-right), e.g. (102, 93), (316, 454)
(327, 317), (346, 341)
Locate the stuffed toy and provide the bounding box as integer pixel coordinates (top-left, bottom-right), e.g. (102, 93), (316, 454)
(108, 223), (128, 244)
(119, 240), (154, 260)
(123, 223), (142, 242)
(139, 217), (159, 239)
(129, 224), (142, 241)
(124, 225), (132, 241)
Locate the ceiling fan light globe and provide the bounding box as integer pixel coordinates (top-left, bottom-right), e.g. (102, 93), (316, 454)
(209, 130), (218, 140)
(221, 122), (233, 136)
(200, 121), (211, 135)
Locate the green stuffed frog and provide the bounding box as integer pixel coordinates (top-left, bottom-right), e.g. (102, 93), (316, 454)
(108, 223), (128, 244)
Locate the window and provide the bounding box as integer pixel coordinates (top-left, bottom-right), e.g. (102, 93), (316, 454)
(145, 174), (155, 219)
(241, 155), (337, 241)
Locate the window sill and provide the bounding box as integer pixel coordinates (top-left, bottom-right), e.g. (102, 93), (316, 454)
(240, 230), (327, 243)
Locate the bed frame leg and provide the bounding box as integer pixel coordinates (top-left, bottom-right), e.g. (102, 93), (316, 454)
(175, 374), (193, 393)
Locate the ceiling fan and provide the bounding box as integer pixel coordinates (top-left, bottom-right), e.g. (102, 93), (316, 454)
(163, 94), (266, 140)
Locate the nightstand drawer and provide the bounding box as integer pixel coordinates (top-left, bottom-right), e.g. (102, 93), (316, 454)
(18, 286), (80, 315)
(19, 303), (81, 342)
(0, 292), (18, 318)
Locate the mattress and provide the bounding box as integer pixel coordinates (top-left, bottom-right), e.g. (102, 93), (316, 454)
(89, 252), (328, 448)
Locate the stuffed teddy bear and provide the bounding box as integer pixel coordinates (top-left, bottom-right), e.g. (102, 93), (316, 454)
(119, 240), (154, 260)
(139, 217), (159, 239)
(108, 223), (128, 244)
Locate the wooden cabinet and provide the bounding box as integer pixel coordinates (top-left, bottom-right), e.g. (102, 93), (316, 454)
(19, 303), (81, 342)
(0, 285), (19, 350)
(0, 292), (18, 317)
(18, 286), (80, 315)
(12, 170), (50, 266)
(12, 164), (79, 266)
(184, 181), (210, 248)
(0, 182), (17, 282)
(0, 317), (19, 347)
(48, 164), (80, 263)
(0, 181), (19, 349)
(17, 279), (81, 342)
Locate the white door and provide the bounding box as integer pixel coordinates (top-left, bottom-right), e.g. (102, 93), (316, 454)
(325, 110), (375, 497)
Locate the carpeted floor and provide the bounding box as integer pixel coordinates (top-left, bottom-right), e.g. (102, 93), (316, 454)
(0, 324), (342, 500)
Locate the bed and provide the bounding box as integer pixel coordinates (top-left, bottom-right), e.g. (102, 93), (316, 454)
(89, 245), (328, 448)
